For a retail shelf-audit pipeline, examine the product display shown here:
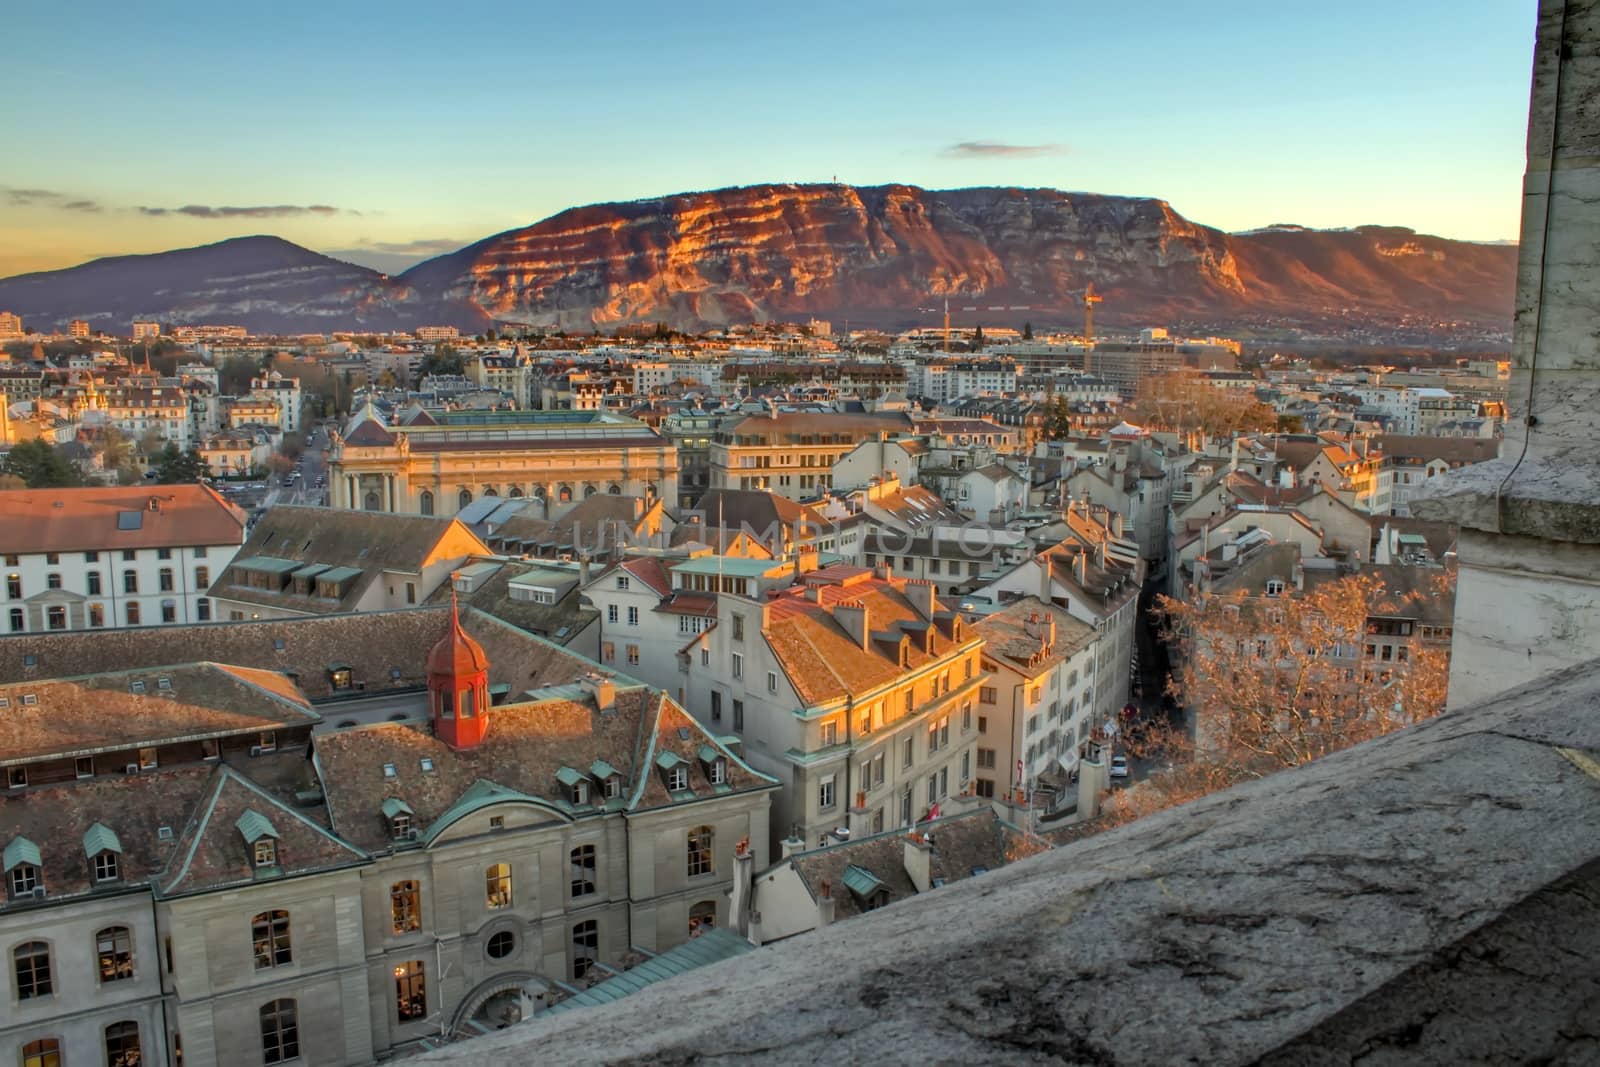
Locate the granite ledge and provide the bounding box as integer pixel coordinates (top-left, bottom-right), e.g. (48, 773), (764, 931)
(414, 661), (1600, 1066)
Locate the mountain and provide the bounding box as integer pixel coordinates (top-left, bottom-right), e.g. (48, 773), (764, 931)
(0, 236), (448, 335)
(0, 186), (1516, 338)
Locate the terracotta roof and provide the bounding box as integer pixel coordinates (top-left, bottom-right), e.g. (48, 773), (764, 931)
(972, 597), (1097, 680)
(0, 484), (245, 556)
(0, 662), (318, 765)
(313, 689), (775, 853)
(764, 576), (968, 705)
(620, 557), (672, 597)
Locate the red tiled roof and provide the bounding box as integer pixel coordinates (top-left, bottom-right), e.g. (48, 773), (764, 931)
(0, 484), (245, 555)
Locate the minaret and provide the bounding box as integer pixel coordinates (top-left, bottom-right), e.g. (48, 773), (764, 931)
(427, 582), (491, 749)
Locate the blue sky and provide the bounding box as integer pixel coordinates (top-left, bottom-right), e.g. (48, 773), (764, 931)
(1, 0), (1534, 276)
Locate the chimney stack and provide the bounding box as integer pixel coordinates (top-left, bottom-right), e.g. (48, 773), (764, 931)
(780, 834), (806, 860)
(904, 832), (933, 894)
(833, 600), (871, 649)
(817, 882), (836, 927)
(580, 672), (616, 713)
(905, 579), (936, 620)
(730, 836), (755, 942)
(1073, 552), (1087, 585)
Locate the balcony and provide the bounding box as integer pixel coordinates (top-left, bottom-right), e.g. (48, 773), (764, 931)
(414, 659), (1600, 1064)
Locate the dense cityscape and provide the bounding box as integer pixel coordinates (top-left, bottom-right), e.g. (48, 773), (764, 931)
(2, 2), (1596, 1065)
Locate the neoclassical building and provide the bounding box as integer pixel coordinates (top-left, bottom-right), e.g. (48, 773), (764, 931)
(328, 404), (679, 520)
(0, 605), (774, 1065)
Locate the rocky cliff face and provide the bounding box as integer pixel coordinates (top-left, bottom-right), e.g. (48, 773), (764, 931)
(0, 186), (1515, 338)
(398, 184), (1515, 334)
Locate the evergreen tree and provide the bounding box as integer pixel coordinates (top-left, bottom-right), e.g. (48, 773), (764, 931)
(153, 444), (209, 484)
(1023, 322), (1034, 341)
(1047, 395), (1074, 440)
(2, 440), (84, 487)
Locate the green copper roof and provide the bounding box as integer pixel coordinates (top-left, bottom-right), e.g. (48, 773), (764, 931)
(381, 798), (414, 820)
(655, 751), (685, 770)
(555, 766), (586, 787)
(696, 744), (723, 765)
(235, 809), (279, 843)
(236, 555), (301, 574)
(546, 928), (754, 1015)
(83, 823), (122, 857)
(842, 864), (884, 898)
(590, 760), (619, 780)
(3, 836), (40, 871)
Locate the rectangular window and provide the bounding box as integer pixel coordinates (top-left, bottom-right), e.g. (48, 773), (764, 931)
(873, 751), (885, 786)
(962, 703), (973, 732)
(122, 550), (136, 562)
(818, 774), (836, 810)
(820, 720), (837, 747)
(159, 568), (175, 592)
(607, 604), (619, 624)
(731, 613), (744, 641)
(627, 606), (639, 626)
(197, 599), (210, 622)
(902, 736), (914, 768)
(395, 960), (427, 1022)
(975, 778), (995, 798)
(6, 574), (20, 599)
(88, 571), (102, 595)
(767, 670), (777, 693)
(157, 547), (171, 560)
(570, 845), (597, 897)
(76, 756), (94, 778)
(626, 644), (639, 665)
(960, 751), (971, 785)
(46, 605), (66, 630)
(732, 699), (744, 731)
(123, 571), (138, 594)
(710, 691), (722, 721)
(7, 607), (20, 632)
(980, 686), (997, 705)
(731, 652), (743, 679)
(602, 641), (615, 663)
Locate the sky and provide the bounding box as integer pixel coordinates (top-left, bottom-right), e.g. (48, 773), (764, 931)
(1, 0), (1534, 278)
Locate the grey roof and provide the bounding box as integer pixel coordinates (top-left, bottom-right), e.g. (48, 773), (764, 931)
(546, 928), (754, 1014)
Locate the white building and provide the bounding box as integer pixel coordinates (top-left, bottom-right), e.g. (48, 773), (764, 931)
(247, 372), (304, 433)
(0, 485), (246, 632)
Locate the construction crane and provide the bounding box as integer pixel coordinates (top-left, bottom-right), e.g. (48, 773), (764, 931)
(1082, 283), (1103, 374)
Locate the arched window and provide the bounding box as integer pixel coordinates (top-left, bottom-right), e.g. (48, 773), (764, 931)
(607, 483), (621, 495)
(532, 485), (547, 500)
(686, 825), (714, 878)
(95, 925), (134, 982)
(104, 1021), (141, 1067)
(395, 959), (427, 1022)
(558, 484), (573, 503)
(260, 998), (300, 1064)
(483, 486), (499, 498)
(571, 920), (598, 980)
(485, 863), (512, 910)
(21, 1038), (60, 1067)
(508, 486), (524, 498)
(689, 900), (717, 937)
(583, 484), (597, 498)
(391, 881), (420, 933)
(419, 490), (435, 516)
(12, 940), (52, 999)
(458, 488), (473, 509)
(251, 910), (292, 969)
(363, 490), (381, 511)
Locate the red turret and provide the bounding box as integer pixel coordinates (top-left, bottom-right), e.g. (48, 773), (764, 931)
(428, 585), (491, 749)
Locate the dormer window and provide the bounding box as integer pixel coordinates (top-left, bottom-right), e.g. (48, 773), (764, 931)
(1266, 579), (1286, 597)
(604, 775), (621, 799)
(85, 823), (123, 883)
(571, 780), (590, 806)
(330, 665), (353, 690)
(669, 766), (689, 791)
(5, 837), (42, 899)
(710, 759), (728, 786)
(383, 799), (415, 840)
(557, 766), (593, 806)
(237, 810), (280, 869)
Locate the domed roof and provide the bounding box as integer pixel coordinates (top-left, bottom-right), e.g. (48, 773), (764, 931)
(428, 597), (489, 676)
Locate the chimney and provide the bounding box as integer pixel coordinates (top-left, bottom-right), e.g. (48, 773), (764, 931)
(872, 562), (892, 581)
(580, 673), (616, 713)
(1229, 435), (1241, 473)
(904, 832), (933, 894)
(729, 836), (755, 942)
(579, 556), (592, 587)
(1109, 511), (1124, 539)
(779, 834), (806, 860)
(833, 600), (871, 649)
(1073, 552), (1087, 584)
(1024, 611), (1040, 639)
(905, 579), (936, 620)
(805, 584), (822, 603)
(1037, 554), (1053, 601)
(816, 881), (836, 927)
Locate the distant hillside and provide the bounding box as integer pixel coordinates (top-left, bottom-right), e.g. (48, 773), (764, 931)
(0, 186), (1516, 338)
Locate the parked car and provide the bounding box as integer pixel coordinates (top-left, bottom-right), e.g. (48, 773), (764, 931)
(1109, 755), (1130, 779)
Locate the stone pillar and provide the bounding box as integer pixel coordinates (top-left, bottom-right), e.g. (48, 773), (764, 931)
(1415, 0), (1600, 706)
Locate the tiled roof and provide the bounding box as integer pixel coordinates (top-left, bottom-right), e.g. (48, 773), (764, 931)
(160, 766), (367, 897)
(973, 597), (1097, 679)
(313, 689), (776, 853)
(0, 662), (319, 765)
(764, 577), (967, 705)
(620, 557), (672, 597)
(1377, 435), (1500, 465)
(0, 484), (245, 556)
(0, 606), (598, 701)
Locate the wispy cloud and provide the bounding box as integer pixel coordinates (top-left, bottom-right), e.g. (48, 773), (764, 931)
(138, 203), (350, 219)
(339, 237), (467, 255)
(944, 141), (1068, 159)
(6, 187), (105, 212)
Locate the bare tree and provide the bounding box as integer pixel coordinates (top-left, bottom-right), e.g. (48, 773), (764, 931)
(1111, 570), (1453, 821)
(1128, 370), (1276, 440)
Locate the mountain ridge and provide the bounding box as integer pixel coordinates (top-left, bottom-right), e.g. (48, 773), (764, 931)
(0, 183), (1517, 338)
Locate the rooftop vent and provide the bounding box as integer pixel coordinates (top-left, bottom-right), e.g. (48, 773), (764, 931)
(157, 826), (173, 841)
(130, 680), (147, 694)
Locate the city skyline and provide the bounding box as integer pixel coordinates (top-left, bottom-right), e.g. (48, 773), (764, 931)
(2, 0), (1533, 278)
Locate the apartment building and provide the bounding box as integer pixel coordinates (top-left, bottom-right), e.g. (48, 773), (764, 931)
(92, 383), (193, 449)
(1379, 435), (1499, 517)
(678, 565), (986, 852)
(709, 412), (912, 500)
(0, 607), (775, 1065)
(0, 311), (22, 340)
(246, 372), (304, 433)
(0, 485), (246, 633)
(130, 321), (161, 340)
